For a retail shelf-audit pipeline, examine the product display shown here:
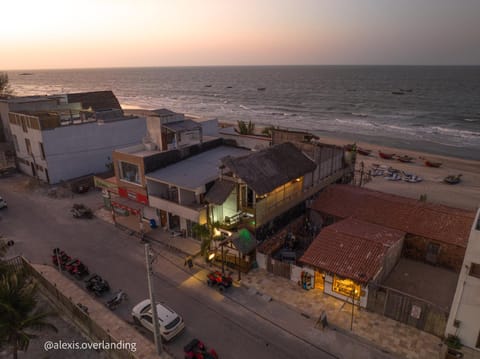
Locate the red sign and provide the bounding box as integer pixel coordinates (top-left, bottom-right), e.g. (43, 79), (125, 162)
(118, 188), (148, 205)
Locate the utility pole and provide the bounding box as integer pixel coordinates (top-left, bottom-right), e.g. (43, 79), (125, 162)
(350, 287), (355, 331)
(145, 244), (162, 355)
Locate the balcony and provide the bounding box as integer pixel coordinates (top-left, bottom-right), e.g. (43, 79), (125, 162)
(148, 194), (206, 223)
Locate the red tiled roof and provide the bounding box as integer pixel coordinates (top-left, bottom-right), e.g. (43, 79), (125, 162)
(311, 185), (475, 247)
(300, 218), (404, 283)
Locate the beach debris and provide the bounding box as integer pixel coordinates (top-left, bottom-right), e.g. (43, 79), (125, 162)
(444, 174), (462, 185)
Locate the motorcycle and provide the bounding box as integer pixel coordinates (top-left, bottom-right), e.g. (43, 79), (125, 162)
(52, 248), (71, 269)
(106, 290), (127, 310)
(85, 274), (110, 297)
(65, 259), (90, 279)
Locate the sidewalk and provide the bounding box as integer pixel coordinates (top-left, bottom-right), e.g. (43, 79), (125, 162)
(93, 209), (479, 359)
(241, 268), (480, 359)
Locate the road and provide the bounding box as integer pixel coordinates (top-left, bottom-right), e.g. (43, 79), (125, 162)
(0, 174), (393, 359)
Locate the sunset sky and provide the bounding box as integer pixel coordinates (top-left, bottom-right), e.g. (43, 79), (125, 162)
(1, 0), (480, 70)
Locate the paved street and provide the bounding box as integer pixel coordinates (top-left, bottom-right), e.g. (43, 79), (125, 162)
(0, 174), (393, 359)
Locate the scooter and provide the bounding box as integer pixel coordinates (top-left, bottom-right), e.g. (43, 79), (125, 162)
(106, 290), (127, 310)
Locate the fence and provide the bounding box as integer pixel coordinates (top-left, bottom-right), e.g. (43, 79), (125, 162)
(367, 284), (448, 338)
(2, 257), (154, 359)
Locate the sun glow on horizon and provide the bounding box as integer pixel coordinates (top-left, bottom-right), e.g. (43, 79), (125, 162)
(1, 0), (480, 70)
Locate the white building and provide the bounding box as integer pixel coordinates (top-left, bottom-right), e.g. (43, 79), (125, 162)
(445, 208), (480, 351)
(8, 92), (147, 183)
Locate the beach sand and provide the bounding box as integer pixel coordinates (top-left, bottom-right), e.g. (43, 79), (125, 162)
(219, 122), (480, 211)
(318, 136), (480, 211)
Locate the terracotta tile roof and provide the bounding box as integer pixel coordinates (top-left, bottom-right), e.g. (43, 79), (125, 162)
(311, 185), (475, 247)
(300, 218), (404, 283)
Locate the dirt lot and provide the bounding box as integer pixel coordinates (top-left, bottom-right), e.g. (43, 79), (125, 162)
(383, 258), (459, 310)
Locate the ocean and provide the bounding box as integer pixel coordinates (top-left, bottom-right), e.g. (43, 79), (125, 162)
(7, 66), (480, 160)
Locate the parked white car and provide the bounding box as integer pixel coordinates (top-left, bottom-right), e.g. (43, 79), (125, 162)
(0, 197), (7, 209)
(131, 299), (185, 341)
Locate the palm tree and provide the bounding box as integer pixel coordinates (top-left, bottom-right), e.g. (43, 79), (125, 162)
(236, 120), (255, 135)
(0, 273), (58, 359)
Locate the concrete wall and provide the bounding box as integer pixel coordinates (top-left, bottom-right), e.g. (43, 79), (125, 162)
(42, 117), (146, 184)
(377, 236), (405, 283)
(446, 209), (480, 350)
(403, 234), (466, 272)
(219, 127), (271, 150)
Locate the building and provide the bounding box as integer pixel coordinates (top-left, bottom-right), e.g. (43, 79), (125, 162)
(146, 144), (251, 236)
(310, 185), (476, 271)
(94, 109), (225, 234)
(445, 208), (480, 351)
(300, 218), (405, 307)
(8, 91), (146, 183)
(206, 141), (350, 238)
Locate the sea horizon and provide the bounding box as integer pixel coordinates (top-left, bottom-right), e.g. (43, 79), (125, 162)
(7, 66), (480, 161)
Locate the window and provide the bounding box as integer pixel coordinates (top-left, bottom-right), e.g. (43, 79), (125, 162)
(119, 161), (140, 184)
(25, 138), (32, 155)
(470, 263), (480, 279)
(39, 142), (46, 160)
(12, 135), (19, 151)
(21, 118), (28, 132)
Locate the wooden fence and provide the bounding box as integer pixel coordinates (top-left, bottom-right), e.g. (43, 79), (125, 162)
(367, 284), (448, 338)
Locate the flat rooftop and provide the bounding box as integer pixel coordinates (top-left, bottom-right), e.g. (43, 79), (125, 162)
(146, 145), (251, 191)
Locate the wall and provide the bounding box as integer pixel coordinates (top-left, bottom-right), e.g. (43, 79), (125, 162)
(218, 127), (271, 150)
(43, 117), (146, 183)
(403, 234), (466, 272)
(200, 118), (219, 137)
(8, 115), (49, 181)
(445, 209), (480, 350)
(377, 236), (405, 283)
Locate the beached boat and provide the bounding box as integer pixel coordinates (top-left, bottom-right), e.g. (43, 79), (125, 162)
(257, 87), (266, 91)
(444, 174), (462, 185)
(357, 148), (372, 156)
(424, 160), (442, 168)
(378, 151), (396, 160)
(396, 155), (414, 163)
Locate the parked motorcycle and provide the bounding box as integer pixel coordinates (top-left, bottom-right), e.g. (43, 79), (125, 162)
(52, 248), (71, 269)
(65, 259), (90, 279)
(106, 290), (127, 310)
(85, 274), (110, 296)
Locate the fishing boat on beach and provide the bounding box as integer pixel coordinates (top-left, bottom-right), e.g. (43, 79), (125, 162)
(378, 151), (396, 160)
(444, 174), (462, 185)
(424, 160), (442, 168)
(396, 155), (414, 163)
(357, 148), (372, 156)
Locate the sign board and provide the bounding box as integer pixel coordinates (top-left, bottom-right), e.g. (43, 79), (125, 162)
(410, 305), (422, 319)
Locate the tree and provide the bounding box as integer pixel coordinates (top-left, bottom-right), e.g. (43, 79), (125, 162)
(0, 273), (57, 359)
(0, 73), (13, 97)
(261, 125), (275, 137)
(236, 120), (255, 135)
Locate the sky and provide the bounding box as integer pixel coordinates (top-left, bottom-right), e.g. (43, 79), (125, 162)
(1, 0), (480, 70)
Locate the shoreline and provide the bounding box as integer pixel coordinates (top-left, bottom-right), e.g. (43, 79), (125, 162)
(219, 120), (480, 211)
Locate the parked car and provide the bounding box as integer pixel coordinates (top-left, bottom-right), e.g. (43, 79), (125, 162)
(0, 196), (7, 209)
(132, 299), (185, 341)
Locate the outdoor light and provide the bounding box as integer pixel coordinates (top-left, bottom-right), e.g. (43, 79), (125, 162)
(208, 252), (215, 261)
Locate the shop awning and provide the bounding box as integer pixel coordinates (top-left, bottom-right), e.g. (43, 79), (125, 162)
(205, 180), (236, 205)
(111, 196), (144, 215)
